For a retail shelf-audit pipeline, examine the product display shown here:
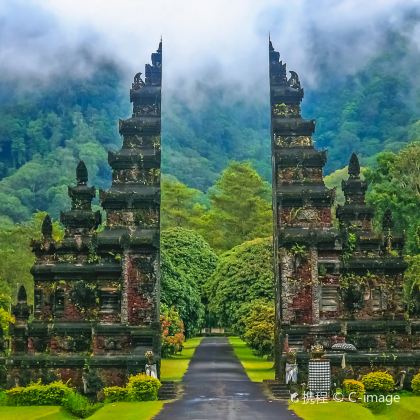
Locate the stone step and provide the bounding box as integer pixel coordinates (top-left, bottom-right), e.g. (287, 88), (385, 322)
(263, 380), (291, 400)
(158, 381), (179, 400)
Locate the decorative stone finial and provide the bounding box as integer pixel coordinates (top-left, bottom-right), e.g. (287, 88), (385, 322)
(12, 285), (30, 322)
(383, 208), (394, 230)
(76, 161), (88, 185)
(42, 214), (53, 239)
(17, 285), (27, 303)
(348, 153), (360, 178)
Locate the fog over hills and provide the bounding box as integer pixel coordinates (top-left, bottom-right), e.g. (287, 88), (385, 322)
(0, 0), (419, 220)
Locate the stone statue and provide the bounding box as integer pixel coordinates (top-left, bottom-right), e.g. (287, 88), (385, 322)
(132, 72), (145, 90)
(285, 363), (298, 384)
(145, 350), (157, 378)
(288, 71), (301, 89)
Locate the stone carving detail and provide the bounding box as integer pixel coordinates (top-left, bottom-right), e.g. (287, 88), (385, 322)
(273, 104), (300, 117)
(134, 103), (160, 116)
(274, 135), (312, 147)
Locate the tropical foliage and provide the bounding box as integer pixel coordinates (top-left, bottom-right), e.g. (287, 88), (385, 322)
(203, 162), (272, 252)
(160, 228), (218, 336)
(160, 304), (185, 357)
(365, 142), (420, 254)
(241, 300), (275, 358)
(206, 237), (274, 329)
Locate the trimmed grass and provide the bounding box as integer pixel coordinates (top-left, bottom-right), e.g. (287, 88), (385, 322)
(375, 395), (420, 420)
(0, 405), (76, 419)
(290, 401), (376, 420)
(0, 402), (166, 420)
(160, 337), (203, 381)
(289, 395), (420, 420)
(228, 336), (275, 382)
(89, 401), (166, 420)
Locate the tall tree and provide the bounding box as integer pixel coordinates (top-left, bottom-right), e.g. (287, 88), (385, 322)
(161, 176), (205, 230)
(205, 161), (272, 252)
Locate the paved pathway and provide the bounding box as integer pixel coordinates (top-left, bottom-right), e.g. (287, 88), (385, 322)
(156, 337), (298, 420)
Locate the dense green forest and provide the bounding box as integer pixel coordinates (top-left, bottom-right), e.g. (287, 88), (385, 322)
(0, 31), (418, 223)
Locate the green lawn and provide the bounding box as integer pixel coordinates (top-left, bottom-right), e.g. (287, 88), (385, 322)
(160, 337), (203, 381)
(228, 336), (275, 382)
(290, 401), (376, 420)
(89, 401), (165, 420)
(0, 406), (76, 419)
(290, 395), (420, 420)
(375, 395), (420, 420)
(0, 401), (166, 420)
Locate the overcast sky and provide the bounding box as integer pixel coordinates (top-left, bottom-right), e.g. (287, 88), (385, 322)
(1, 0), (419, 93)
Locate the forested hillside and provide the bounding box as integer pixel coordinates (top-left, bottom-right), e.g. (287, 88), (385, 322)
(0, 31), (418, 221)
(0, 63), (127, 223)
(306, 32), (420, 172)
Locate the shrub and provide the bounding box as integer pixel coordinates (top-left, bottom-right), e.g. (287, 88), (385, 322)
(241, 300), (275, 358)
(6, 381), (72, 406)
(62, 391), (102, 418)
(411, 372), (420, 394)
(206, 237), (274, 330)
(362, 371), (394, 393)
(0, 391), (7, 406)
(127, 374), (161, 401)
(103, 386), (129, 402)
(161, 305), (185, 357)
(343, 379), (365, 400)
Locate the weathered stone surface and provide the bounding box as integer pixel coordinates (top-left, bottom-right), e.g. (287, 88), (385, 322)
(269, 39), (414, 381)
(7, 42), (162, 390)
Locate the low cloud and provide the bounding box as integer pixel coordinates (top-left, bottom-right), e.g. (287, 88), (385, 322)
(1, 0), (419, 97)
